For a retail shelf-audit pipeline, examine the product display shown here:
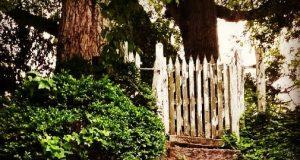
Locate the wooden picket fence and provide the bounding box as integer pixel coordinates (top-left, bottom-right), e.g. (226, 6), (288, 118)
(124, 42), (245, 139)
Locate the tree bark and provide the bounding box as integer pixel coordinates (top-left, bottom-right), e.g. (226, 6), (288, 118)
(58, 0), (103, 63)
(166, 0), (219, 60)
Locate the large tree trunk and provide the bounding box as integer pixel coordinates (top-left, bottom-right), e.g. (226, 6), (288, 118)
(58, 0), (103, 63)
(166, 0), (219, 60)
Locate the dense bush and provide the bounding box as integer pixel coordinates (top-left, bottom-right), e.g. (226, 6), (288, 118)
(222, 75), (299, 160)
(0, 72), (166, 159)
(222, 105), (299, 160)
(58, 54), (157, 111)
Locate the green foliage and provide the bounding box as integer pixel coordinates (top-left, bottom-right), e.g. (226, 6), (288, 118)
(101, 0), (178, 67)
(0, 0), (59, 95)
(216, 0), (299, 46)
(58, 53), (157, 111)
(223, 110), (299, 160)
(0, 72), (166, 159)
(222, 76), (299, 160)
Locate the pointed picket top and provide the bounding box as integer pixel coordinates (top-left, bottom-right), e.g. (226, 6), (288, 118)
(188, 56), (194, 71)
(175, 57), (181, 73)
(123, 41), (129, 62)
(168, 57), (174, 72)
(128, 52), (135, 62)
(135, 53), (141, 69)
(203, 56), (210, 77)
(196, 56), (201, 71)
(216, 58), (222, 65)
(203, 56), (208, 64)
(210, 55), (216, 66)
(203, 56), (209, 71)
(182, 57), (187, 76)
(155, 43), (164, 60)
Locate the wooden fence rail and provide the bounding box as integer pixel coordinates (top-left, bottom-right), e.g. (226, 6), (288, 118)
(124, 42), (245, 139)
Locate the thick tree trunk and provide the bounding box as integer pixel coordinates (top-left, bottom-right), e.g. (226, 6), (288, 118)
(166, 0), (219, 60)
(58, 0), (103, 63)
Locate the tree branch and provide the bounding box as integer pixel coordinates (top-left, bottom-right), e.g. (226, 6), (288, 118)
(216, 0), (300, 22)
(2, 8), (59, 36)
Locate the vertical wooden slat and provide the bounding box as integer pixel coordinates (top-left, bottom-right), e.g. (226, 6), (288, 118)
(203, 57), (211, 138)
(161, 57), (170, 134)
(230, 62), (239, 136)
(236, 57), (245, 133)
(240, 67), (245, 114)
(217, 60), (224, 136)
(223, 64), (230, 130)
(175, 57), (182, 135)
(196, 57), (203, 137)
(234, 62), (239, 136)
(152, 43), (169, 133)
(135, 53), (142, 69)
(237, 60), (242, 120)
(210, 57), (217, 139)
(256, 48), (266, 112)
(240, 67), (245, 131)
(188, 57), (196, 137)
(229, 64), (233, 132)
(128, 52), (135, 62)
(168, 58), (175, 135)
(182, 57), (190, 135)
(123, 41), (129, 62)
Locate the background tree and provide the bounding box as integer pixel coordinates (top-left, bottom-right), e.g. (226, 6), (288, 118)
(163, 0), (299, 59)
(0, 0), (299, 94)
(0, 0), (176, 94)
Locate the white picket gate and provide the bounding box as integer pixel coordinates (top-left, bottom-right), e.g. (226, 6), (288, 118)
(124, 42), (245, 139)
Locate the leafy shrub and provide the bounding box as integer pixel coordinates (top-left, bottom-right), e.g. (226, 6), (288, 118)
(223, 106), (299, 160)
(222, 75), (299, 160)
(58, 54), (157, 111)
(0, 72), (166, 159)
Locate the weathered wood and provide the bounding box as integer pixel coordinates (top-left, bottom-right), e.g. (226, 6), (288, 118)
(182, 57), (190, 135)
(188, 57), (196, 137)
(210, 58), (217, 139)
(168, 58), (175, 135)
(223, 64), (230, 130)
(229, 65), (233, 132)
(169, 135), (224, 148)
(175, 57), (182, 135)
(195, 57), (203, 137)
(135, 53), (142, 69)
(217, 61), (224, 136)
(123, 42), (129, 62)
(237, 60), (243, 121)
(147, 43), (245, 139)
(256, 48), (266, 112)
(240, 67), (245, 114)
(152, 43), (169, 133)
(128, 52), (135, 62)
(230, 62), (239, 136)
(203, 57), (211, 138)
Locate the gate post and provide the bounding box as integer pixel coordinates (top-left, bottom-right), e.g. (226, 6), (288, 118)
(256, 48), (266, 112)
(152, 43), (169, 133)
